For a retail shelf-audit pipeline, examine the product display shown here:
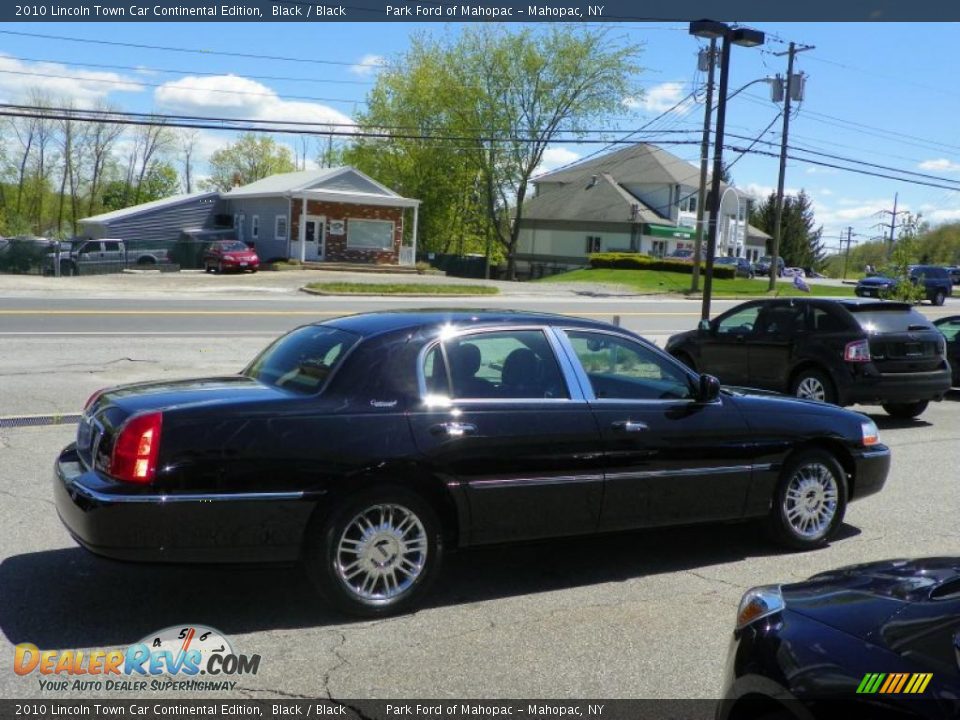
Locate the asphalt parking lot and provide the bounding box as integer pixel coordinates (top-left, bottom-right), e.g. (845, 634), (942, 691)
(1, 276), (959, 702)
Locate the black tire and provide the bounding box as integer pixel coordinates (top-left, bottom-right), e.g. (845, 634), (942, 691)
(136, 256), (156, 266)
(672, 351), (697, 372)
(790, 367), (836, 404)
(932, 290), (946, 306)
(303, 486), (443, 617)
(882, 400), (929, 419)
(61, 262), (77, 277)
(766, 449), (847, 550)
(204, 264), (214, 274)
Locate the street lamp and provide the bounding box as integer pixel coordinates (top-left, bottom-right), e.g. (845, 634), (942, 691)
(689, 20), (765, 322)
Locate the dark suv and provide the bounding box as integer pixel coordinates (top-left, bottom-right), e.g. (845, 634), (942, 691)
(665, 298), (951, 418)
(855, 265), (953, 305)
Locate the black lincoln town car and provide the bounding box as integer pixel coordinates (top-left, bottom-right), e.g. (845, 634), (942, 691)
(719, 558), (960, 720)
(55, 311), (891, 616)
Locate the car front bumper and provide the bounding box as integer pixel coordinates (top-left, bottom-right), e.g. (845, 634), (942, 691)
(54, 444), (316, 563)
(850, 445), (890, 501)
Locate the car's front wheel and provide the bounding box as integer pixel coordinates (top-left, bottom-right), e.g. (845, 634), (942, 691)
(932, 290), (946, 306)
(767, 449), (847, 550)
(304, 487), (443, 617)
(882, 400), (929, 418)
(790, 368), (836, 404)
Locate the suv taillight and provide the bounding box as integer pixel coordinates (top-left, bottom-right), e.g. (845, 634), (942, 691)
(844, 339), (871, 363)
(111, 412), (162, 484)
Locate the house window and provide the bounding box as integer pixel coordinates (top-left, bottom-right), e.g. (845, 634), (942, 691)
(347, 219), (394, 251)
(651, 240), (667, 257)
(679, 195), (697, 213)
(585, 236), (602, 253)
(251, 215), (259, 240)
(275, 215), (287, 241)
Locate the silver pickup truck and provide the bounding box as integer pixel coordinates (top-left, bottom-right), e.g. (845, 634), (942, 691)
(45, 239), (168, 276)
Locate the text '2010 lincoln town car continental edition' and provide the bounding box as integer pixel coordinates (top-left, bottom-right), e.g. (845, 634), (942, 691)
(55, 311), (891, 616)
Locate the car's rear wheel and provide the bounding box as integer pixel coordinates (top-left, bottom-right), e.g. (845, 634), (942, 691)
(882, 400), (929, 418)
(767, 449), (847, 550)
(790, 368), (836, 404)
(304, 486), (443, 617)
(932, 290), (946, 306)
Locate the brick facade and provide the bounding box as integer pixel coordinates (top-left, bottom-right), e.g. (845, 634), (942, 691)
(290, 200), (404, 264)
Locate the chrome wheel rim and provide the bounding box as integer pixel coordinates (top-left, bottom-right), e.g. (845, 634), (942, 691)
(335, 503), (428, 603)
(783, 463), (839, 539)
(796, 377), (826, 402)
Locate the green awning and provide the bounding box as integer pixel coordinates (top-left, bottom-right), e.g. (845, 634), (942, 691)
(645, 224), (695, 240)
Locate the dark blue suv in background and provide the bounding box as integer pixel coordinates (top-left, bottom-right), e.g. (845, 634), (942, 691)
(856, 265), (953, 305)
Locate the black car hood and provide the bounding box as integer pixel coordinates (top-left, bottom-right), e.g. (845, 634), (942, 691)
(722, 386), (863, 420)
(782, 558), (960, 642)
(95, 375), (293, 415)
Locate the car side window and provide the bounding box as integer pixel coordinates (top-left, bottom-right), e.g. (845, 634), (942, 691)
(422, 330), (569, 400)
(755, 304), (806, 337)
(565, 331), (693, 401)
(937, 321), (960, 341)
(716, 305), (761, 335)
(810, 307), (847, 333)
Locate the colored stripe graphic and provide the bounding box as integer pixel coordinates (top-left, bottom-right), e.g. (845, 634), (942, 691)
(857, 672), (932, 694)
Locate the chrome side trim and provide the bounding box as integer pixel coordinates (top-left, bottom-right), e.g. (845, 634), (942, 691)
(468, 474), (604, 489)
(606, 464), (766, 481)
(68, 479), (307, 504)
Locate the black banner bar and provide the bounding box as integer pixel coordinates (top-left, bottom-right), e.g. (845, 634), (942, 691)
(2, 0), (957, 22)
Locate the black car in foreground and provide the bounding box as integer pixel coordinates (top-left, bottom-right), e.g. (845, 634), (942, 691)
(933, 315), (960, 386)
(56, 311), (890, 616)
(719, 558), (960, 720)
(666, 298), (951, 418)
(855, 265), (953, 306)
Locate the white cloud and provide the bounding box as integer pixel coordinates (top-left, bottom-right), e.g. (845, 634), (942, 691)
(804, 166), (838, 175)
(741, 183), (801, 201)
(349, 54), (385, 77)
(0, 54), (143, 106)
(154, 74), (354, 130)
(535, 147), (581, 175)
(624, 82), (694, 114)
(919, 158), (960, 172)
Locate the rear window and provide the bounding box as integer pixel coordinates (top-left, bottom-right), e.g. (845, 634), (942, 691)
(219, 241), (249, 251)
(243, 325), (360, 394)
(846, 305), (934, 333)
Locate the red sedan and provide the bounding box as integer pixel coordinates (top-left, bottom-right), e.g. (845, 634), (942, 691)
(203, 240), (260, 274)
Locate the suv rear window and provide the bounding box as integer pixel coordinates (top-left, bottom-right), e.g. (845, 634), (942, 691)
(846, 305), (934, 333)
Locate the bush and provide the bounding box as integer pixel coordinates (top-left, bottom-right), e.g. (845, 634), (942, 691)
(0, 239), (49, 274)
(587, 252), (736, 280)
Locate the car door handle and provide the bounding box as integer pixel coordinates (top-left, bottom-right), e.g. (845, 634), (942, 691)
(611, 420), (648, 433)
(430, 421), (478, 438)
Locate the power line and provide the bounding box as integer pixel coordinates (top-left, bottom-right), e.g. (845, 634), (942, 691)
(0, 54), (377, 86)
(0, 29), (382, 68)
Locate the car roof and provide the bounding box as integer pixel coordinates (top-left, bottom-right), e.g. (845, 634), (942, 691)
(319, 309), (619, 338)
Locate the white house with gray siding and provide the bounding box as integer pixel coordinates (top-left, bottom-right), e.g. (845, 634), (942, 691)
(515, 143), (770, 274)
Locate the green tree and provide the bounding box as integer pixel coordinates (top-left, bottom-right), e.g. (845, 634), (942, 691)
(203, 133), (296, 191)
(351, 26), (641, 278)
(750, 190), (825, 270)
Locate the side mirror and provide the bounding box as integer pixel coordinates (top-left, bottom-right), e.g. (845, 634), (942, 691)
(698, 374), (721, 403)
(698, 319), (712, 333)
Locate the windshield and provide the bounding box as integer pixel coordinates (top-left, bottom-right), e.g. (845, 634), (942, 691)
(243, 325), (361, 394)
(847, 307), (933, 333)
(218, 241), (250, 252)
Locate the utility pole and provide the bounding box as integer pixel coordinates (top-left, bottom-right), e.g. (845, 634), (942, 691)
(768, 41), (814, 290)
(880, 192), (901, 258)
(691, 40), (717, 293)
(842, 226), (854, 280)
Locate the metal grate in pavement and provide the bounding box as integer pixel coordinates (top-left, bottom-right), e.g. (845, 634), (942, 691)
(0, 414), (82, 428)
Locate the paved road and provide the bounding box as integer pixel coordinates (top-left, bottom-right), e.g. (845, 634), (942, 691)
(1, 276), (959, 704)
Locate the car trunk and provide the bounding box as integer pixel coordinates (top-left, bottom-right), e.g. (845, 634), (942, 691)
(847, 305), (946, 373)
(77, 376), (290, 474)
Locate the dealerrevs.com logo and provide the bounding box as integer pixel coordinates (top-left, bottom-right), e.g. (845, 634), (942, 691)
(14, 625), (261, 692)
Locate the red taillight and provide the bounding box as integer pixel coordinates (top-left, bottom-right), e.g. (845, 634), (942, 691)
(84, 389), (105, 412)
(844, 339), (871, 363)
(111, 412), (162, 484)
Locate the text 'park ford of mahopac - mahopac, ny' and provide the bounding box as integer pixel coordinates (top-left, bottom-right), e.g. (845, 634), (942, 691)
(385, 4), (604, 17)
